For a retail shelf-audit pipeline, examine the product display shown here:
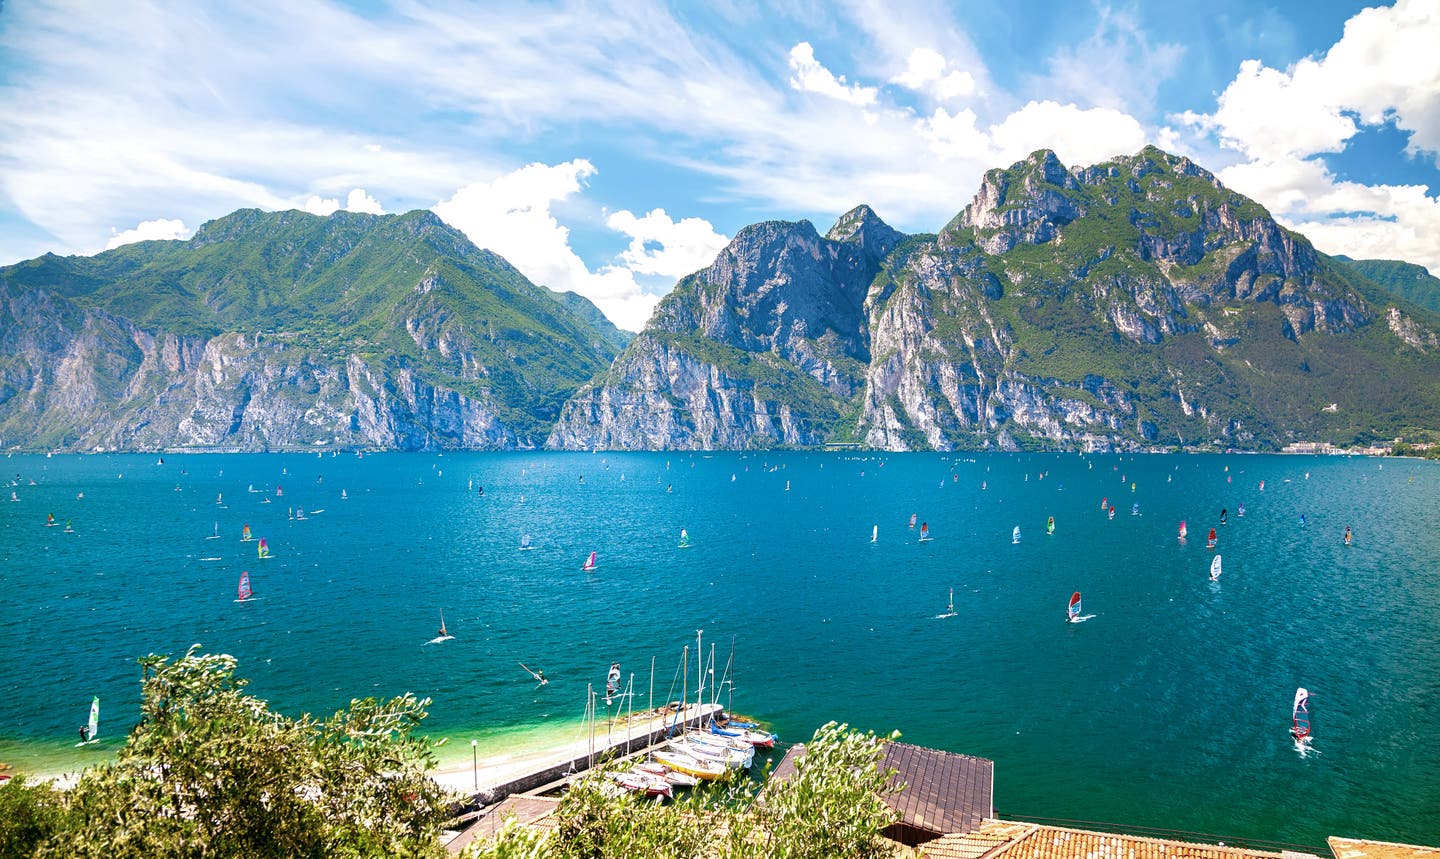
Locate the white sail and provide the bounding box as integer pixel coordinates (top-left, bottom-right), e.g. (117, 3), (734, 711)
(87, 696), (99, 741)
(870, 525), (877, 543)
(1210, 554), (1222, 581)
(1012, 526), (1021, 544)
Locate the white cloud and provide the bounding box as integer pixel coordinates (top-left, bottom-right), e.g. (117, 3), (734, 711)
(787, 42), (878, 106)
(104, 218), (190, 250)
(301, 195), (340, 216)
(988, 101), (1148, 168)
(606, 208), (729, 279)
(891, 48), (975, 101)
(920, 107), (990, 160)
(433, 161), (728, 331)
(343, 188), (384, 214)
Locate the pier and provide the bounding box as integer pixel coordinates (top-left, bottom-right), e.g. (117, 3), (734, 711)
(442, 701), (724, 850)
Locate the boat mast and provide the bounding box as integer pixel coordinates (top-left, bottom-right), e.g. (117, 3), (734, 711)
(695, 629), (703, 725)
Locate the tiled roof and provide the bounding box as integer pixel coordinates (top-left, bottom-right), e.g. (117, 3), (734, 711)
(446, 795), (560, 853)
(769, 741), (994, 839)
(963, 822), (1286, 859)
(920, 820), (1040, 858)
(1329, 837), (1440, 859)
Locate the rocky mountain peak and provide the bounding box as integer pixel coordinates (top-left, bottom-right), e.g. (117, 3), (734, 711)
(950, 149), (1085, 254)
(825, 204), (905, 261)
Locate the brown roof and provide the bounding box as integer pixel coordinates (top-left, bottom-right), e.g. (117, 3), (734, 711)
(446, 795), (560, 853)
(941, 822), (1287, 859)
(1329, 838), (1440, 859)
(919, 820), (1040, 858)
(770, 740), (994, 839)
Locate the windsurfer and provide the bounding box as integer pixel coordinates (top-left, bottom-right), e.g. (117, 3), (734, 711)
(78, 725), (88, 743)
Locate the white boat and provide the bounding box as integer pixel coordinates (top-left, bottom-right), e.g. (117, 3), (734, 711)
(1012, 525), (1021, 544)
(1210, 554), (1222, 582)
(520, 533), (533, 550)
(668, 736), (751, 769)
(609, 769), (672, 799)
(678, 528), (691, 549)
(870, 525), (877, 543)
(635, 758), (699, 787)
(652, 747), (727, 781)
(582, 550), (597, 572)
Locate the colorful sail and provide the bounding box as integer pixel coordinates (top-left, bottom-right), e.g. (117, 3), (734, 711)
(1179, 520), (1187, 539)
(679, 528), (691, 548)
(1067, 591), (1082, 621)
(1292, 688), (1311, 741)
(1207, 528), (1217, 548)
(46, 513), (55, 526)
(1344, 526), (1352, 546)
(1046, 516), (1055, 534)
(237, 570), (253, 601)
(582, 550), (597, 571)
(908, 513), (916, 528)
(1100, 496), (1107, 511)
(1210, 554), (1222, 582)
(242, 523), (252, 541)
(257, 537), (269, 558)
(86, 696), (99, 742)
(919, 522), (930, 541)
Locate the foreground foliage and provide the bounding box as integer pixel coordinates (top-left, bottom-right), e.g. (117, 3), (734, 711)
(462, 721), (903, 859)
(1, 646), (448, 859)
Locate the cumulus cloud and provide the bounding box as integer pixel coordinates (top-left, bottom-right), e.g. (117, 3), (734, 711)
(301, 188), (386, 216)
(104, 218), (190, 250)
(788, 42), (878, 106)
(1178, 0), (1440, 272)
(891, 48), (976, 101)
(606, 208), (729, 279)
(433, 161), (727, 331)
(989, 101), (1149, 168)
(919, 107), (990, 160)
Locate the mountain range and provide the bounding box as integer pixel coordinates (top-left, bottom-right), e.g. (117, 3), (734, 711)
(2, 146), (1438, 452)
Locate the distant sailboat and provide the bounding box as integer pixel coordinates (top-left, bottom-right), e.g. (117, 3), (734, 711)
(75, 696), (99, 746)
(908, 513), (916, 529)
(1100, 497), (1107, 511)
(1067, 591), (1082, 623)
(582, 551), (597, 572)
(1107, 505), (1115, 520)
(341, 489), (348, 500)
(216, 492), (223, 505)
(207, 522), (220, 540)
(1178, 520), (1188, 540)
(1046, 516), (1055, 535)
(1206, 528), (1217, 549)
(1237, 503), (1245, 517)
(605, 662), (621, 703)
(257, 538), (270, 559)
(241, 523), (253, 542)
(678, 529), (691, 549)
(237, 570), (254, 602)
(1131, 503), (1139, 516)
(936, 587), (956, 619)
(46, 513), (57, 527)
(520, 533), (533, 550)
(1210, 554), (1222, 582)
(429, 610), (454, 643)
(918, 522), (931, 542)
(1344, 526), (1353, 546)
(870, 525), (877, 544)
(1012, 525), (1021, 544)
(1291, 688), (1312, 749)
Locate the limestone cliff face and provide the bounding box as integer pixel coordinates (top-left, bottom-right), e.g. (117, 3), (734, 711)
(0, 208), (619, 451)
(547, 208), (899, 449)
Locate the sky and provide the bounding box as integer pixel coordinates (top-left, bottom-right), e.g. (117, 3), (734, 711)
(2, 0), (1439, 332)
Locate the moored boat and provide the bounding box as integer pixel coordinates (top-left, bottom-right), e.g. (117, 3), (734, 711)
(652, 747), (727, 780)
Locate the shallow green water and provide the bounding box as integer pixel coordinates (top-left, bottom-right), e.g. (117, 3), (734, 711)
(2, 451), (1437, 847)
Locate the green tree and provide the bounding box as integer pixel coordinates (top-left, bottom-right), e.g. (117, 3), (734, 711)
(37, 646), (449, 859)
(0, 776), (68, 857)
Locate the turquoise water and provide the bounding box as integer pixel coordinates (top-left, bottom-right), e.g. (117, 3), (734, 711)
(2, 452), (1438, 848)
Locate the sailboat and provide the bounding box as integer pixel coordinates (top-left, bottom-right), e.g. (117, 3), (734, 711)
(605, 662), (621, 703)
(46, 513), (57, 527)
(520, 533), (533, 550)
(582, 550), (597, 572)
(75, 696), (99, 746)
(678, 528), (691, 549)
(1012, 525), (1021, 544)
(1178, 520), (1187, 540)
(1067, 591), (1082, 623)
(1206, 528), (1217, 549)
(1210, 554), (1222, 582)
(1291, 688), (1312, 749)
(241, 523), (253, 542)
(1046, 516), (1055, 535)
(908, 513), (916, 529)
(236, 570), (254, 602)
(870, 525), (877, 544)
(207, 522), (220, 540)
(1107, 505), (1115, 519)
(1344, 526), (1353, 546)
(1131, 503), (1139, 516)
(429, 610), (454, 643)
(341, 489), (348, 500)
(1100, 496), (1107, 511)
(936, 587), (956, 619)
(257, 537), (270, 559)
(918, 522), (931, 542)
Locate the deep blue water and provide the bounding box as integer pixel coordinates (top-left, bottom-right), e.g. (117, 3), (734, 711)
(2, 452), (1438, 848)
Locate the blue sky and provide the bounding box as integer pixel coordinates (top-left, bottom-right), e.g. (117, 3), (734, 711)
(2, 0), (1437, 330)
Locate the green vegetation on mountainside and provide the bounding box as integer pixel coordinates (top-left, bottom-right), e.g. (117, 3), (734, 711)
(1334, 256), (1440, 315)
